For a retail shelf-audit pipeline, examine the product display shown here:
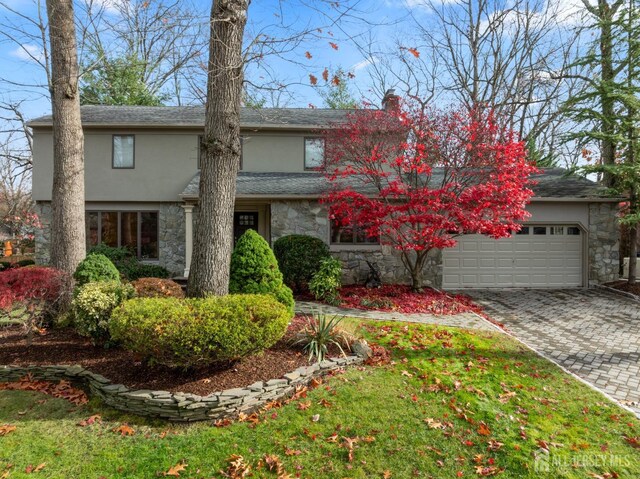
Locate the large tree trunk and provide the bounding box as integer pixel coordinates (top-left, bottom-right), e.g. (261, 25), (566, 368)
(46, 0), (86, 280)
(599, 0), (618, 188)
(187, 0), (248, 297)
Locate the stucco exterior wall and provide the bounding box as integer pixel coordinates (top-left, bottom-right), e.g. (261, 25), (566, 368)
(31, 129), (318, 202)
(34, 202), (185, 275)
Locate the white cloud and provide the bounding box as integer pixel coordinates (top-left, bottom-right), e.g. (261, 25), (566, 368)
(352, 57), (379, 72)
(10, 44), (44, 63)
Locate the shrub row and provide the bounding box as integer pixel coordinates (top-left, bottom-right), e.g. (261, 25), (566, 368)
(87, 244), (170, 280)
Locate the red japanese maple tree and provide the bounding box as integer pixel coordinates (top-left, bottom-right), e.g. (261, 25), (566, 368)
(323, 101), (538, 291)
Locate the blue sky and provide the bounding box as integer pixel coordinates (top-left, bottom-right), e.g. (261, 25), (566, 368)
(0, 0), (413, 121)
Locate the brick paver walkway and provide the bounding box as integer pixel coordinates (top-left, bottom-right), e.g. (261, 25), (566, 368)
(295, 301), (496, 331)
(463, 289), (640, 415)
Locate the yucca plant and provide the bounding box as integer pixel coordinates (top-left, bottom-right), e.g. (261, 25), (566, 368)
(293, 313), (351, 363)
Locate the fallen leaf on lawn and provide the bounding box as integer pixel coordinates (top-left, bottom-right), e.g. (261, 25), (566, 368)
(342, 436), (358, 463)
(477, 422), (491, 436)
(499, 391), (516, 403)
(220, 454), (251, 478)
(77, 415), (102, 427)
(214, 419), (232, 428)
(318, 399), (332, 408)
(623, 436), (640, 449)
(163, 462), (187, 477)
(475, 465), (504, 476)
(487, 440), (504, 451)
(25, 463), (46, 474)
(298, 401), (311, 410)
(311, 414), (320, 422)
(361, 436), (376, 443)
(113, 424), (135, 436)
(401, 370), (413, 378)
(326, 432), (339, 443)
(0, 425), (16, 436)
(383, 470), (392, 478)
(284, 448), (302, 456)
(424, 418), (443, 429)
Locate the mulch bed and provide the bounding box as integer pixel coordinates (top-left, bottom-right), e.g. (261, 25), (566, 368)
(0, 317), (317, 396)
(299, 284), (483, 315)
(604, 280), (640, 297)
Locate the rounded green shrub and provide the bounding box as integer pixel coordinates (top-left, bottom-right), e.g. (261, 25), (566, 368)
(229, 229), (294, 314)
(110, 294), (291, 368)
(73, 254), (120, 286)
(72, 281), (135, 344)
(309, 257), (343, 305)
(273, 234), (330, 293)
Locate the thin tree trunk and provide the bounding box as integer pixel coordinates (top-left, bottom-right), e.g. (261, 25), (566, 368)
(46, 0), (86, 282)
(629, 222), (638, 284)
(187, 0), (248, 297)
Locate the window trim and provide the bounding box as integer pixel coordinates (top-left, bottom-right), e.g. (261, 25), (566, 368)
(86, 210), (160, 260)
(198, 135), (243, 170)
(304, 136), (325, 171)
(112, 134), (135, 169)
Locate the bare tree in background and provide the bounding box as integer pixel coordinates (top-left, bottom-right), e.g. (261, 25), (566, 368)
(45, 0), (85, 278)
(360, 0), (584, 166)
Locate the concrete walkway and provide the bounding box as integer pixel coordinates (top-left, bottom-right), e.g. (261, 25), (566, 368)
(463, 289), (640, 415)
(295, 301), (496, 331)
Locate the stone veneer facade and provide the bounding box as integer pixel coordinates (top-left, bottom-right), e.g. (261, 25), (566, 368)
(270, 200), (442, 287)
(588, 202), (620, 285)
(34, 202), (186, 276)
(34, 199), (619, 287)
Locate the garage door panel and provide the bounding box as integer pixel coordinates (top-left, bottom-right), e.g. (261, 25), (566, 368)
(443, 225), (583, 288)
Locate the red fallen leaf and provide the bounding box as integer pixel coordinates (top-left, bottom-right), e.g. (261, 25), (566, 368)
(77, 415), (102, 427)
(322, 68), (329, 82)
(329, 42), (339, 50)
(113, 424), (135, 436)
(411, 394), (418, 402)
(305, 51), (312, 59)
(477, 422), (491, 436)
(457, 472), (464, 477)
(318, 398), (332, 408)
(284, 448), (302, 456)
(298, 401), (311, 410)
(163, 462), (187, 477)
(309, 378), (323, 388)
(0, 425), (16, 436)
(623, 436), (640, 449)
(309, 74), (318, 86)
(262, 454), (282, 472)
(214, 418), (232, 428)
(464, 440), (475, 447)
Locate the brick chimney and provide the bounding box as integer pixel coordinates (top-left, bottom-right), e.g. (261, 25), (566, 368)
(382, 88), (400, 111)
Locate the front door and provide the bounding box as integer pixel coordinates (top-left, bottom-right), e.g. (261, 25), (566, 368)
(233, 212), (259, 244)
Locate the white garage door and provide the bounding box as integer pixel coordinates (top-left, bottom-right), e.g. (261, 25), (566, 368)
(442, 225), (583, 288)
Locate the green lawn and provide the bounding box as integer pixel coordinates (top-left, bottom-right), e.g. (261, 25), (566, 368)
(1, 320), (639, 478)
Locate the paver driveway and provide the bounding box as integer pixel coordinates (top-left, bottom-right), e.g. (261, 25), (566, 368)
(464, 289), (640, 415)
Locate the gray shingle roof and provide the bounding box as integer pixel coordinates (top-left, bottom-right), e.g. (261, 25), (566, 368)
(28, 105), (355, 129)
(181, 168), (616, 200)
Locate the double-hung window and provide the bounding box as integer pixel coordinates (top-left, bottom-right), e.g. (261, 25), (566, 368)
(112, 135), (135, 168)
(304, 137), (325, 170)
(330, 218), (379, 245)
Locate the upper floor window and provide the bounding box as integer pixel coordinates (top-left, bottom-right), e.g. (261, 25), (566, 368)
(112, 135), (135, 168)
(304, 137), (325, 170)
(198, 135), (243, 170)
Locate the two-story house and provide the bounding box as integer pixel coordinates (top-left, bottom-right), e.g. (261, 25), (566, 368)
(29, 103), (620, 289)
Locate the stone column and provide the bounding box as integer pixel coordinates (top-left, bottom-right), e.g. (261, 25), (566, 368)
(182, 204), (194, 277)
